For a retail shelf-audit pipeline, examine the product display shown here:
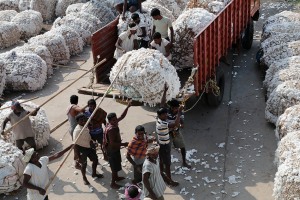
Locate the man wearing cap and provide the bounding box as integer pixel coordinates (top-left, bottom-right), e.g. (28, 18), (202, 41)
(156, 84), (182, 187)
(143, 144), (166, 200)
(114, 22), (139, 59)
(103, 100), (131, 189)
(23, 145), (73, 200)
(1, 101), (39, 151)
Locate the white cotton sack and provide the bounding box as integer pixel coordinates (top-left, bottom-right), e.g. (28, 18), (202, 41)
(265, 80), (300, 124)
(263, 11), (300, 31)
(150, 0), (182, 18)
(0, 101), (50, 149)
(11, 10), (43, 39)
(65, 2), (84, 15)
(142, 1), (175, 22)
(30, 0), (57, 21)
(276, 106), (300, 141)
(55, 0), (87, 17)
(53, 16), (93, 44)
(0, 0), (19, 11)
(28, 32), (70, 65)
(0, 140), (25, 194)
(0, 59), (5, 97)
(262, 22), (300, 42)
(50, 26), (84, 56)
(13, 44), (54, 76)
(0, 10), (17, 21)
(172, 8), (215, 68)
(0, 52), (47, 91)
(261, 33), (300, 53)
(110, 48), (180, 107)
(273, 148), (300, 200)
(260, 41), (300, 67)
(0, 21), (20, 49)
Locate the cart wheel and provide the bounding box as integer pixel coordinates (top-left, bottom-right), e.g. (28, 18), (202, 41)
(242, 19), (254, 50)
(207, 68), (225, 107)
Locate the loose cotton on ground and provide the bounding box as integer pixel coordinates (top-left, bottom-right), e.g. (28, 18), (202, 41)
(110, 49), (180, 106)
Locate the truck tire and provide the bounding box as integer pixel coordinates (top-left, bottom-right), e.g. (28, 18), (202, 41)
(242, 19), (254, 50)
(207, 68), (225, 107)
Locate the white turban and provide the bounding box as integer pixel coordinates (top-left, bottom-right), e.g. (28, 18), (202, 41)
(146, 144), (160, 155)
(23, 148), (35, 163)
(128, 26), (138, 31)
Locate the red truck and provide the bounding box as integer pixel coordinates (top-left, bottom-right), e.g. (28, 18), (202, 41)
(79, 0), (260, 106)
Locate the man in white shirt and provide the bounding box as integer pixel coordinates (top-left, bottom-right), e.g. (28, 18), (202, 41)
(150, 32), (172, 60)
(151, 8), (174, 46)
(23, 145), (73, 200)
(114, 22), (139, 59)
(131, 13), (150, 48)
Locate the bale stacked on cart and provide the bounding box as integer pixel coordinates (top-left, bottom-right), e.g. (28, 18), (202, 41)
(0, 10), (17, 21)
(0, 101), (51, 150)
(171, 8), (215, 68)
(0, 139), (25, 194)
(110, 48), (180, 107)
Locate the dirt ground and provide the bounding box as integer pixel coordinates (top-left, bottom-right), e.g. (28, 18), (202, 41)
(1, 0), (299, 199)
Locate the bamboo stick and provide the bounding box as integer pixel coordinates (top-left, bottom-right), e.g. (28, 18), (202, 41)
(0, 96), (39, 111)
(45, 55), (130, 191)
(1, 58), (106, 137)
(52, 63), (88, 71)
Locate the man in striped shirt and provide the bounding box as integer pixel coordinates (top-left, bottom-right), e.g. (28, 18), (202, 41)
(156, 84), (182, 187)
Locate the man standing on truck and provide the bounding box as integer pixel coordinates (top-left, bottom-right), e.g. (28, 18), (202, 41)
(131, 13), (150, 48)
(150, 32), (172, 60)
(151, 8), (174, 46)
(114, 23), (139, 59)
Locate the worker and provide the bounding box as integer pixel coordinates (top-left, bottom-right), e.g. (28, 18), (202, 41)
(150, 32), (172, 60)
(73, 114), (104, 185)
(113, 0), (124, 14)
(1, 101), (39, 152)
(151, 8), (174, 46)
(103, 100), (132, 189)
(23, 145), (73, 200)
(84, 99), (107, 160)
(131, 13), (150, 48)
(114, 22), (139, 59)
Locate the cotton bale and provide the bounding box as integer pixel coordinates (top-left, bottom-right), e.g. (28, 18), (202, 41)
(11, 10), (43, 39)
(0, 21), (20, 49)
(67, 12), (104, 33)
(30, 0), (57, 21)
(55, 0), (87, 17)
(262, 22), (300, 42)
(142, 1), (175, 22)
(65, 2), (84, 15)
(110, 48), (180, 107)
(263, 11), (300, 30)
(151, 0), (181, 18)
(261, 33), (300, 53)
(0, 0), (19, 11)
(0, 10), (17, 21)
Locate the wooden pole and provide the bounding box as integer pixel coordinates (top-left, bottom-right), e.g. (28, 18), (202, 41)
(45, 54), (130, 191)
(2, 58), (106, 136)
(0, 96), (39, 111)
(52, 64), (88, 71)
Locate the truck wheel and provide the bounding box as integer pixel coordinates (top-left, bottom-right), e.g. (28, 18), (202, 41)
(207, 68), (225, 106)
(242, 19), (254, 50)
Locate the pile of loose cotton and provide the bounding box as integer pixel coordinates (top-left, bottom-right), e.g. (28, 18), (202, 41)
(28, 31), (70, 65)
(11, 10), (43, 39)
(50, 26), (84, 56)
(0, 101), (50, 149)
(0, 51), (47, 91)
(0, 139), (25, 194)
(172, 8), (215, 68)
(0, 0), (19, 11)
(265, 80), (300, 124)
(263, 11), (300, 31)
(0, 59), (5, 97)
(110, 49), (180, 106)
(276, 106), (300, 140)
(0, 21), (20, 49)
(150, 0), (182, 18)
(55, 0), (87, 17)
(143, 1), (175, 22)
(0, 10), (17, 21)
(30, 0), (57, 21)
(273, 141), (300, 200)
(261, 22), (300, 42)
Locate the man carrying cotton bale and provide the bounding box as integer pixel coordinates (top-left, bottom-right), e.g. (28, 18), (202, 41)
(84, 99), (107, 160)
(73, 114), (104, 185)
(143, 144), (166, 200)
(151, 8), (174, 46)
(131, 13), (150, 48)
(103, 101), (132, 189)
(1, 101), (39, 152)
(150, 32), (172, 60)
(114, 22), (139, 59)
(23, 145), (73, 200)
(156, 85), (181, 187)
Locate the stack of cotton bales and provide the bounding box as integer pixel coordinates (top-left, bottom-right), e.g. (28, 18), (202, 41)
(55, 0), (87, 17)
(110, 48), (180, 107)
(0, 101), (50, 149)
(0, 139), (25, 194)
(0, 21), (20, 49)
(0, 51), (47, 91)
(172, 8), (215, 68)
(11, 10), (43, 39)
(0, 10), (17, 21)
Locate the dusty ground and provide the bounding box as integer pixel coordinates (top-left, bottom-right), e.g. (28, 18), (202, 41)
(1, 0), (299, 200)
